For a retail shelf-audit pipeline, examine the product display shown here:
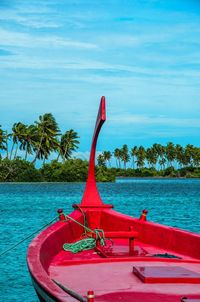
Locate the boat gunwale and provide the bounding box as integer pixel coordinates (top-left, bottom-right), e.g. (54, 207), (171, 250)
(27, 208), (200, 284)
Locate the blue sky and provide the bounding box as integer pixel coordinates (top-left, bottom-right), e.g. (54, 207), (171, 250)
(0, 0), (200, 160)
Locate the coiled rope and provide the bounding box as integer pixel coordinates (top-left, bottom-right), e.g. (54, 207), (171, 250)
(63, 213), (106, 254)
(0, 217), (57, 257)
(63, 238), (97, 253)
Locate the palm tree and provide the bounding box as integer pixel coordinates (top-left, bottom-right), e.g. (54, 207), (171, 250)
(130, 146), (138, 168)
(152, 143), (164, 169)
(175, 144), (184, 169)
(152, 143), (162, 156)
(165, 142), (176, 167)
(120, 144), (130, 169)
(32, 113), (60, 164)
(97, 154), (106, 167)
(192, 147), (200, 168)
(10, 122), (27, 160)
(146, 147), (157, 168)
(159, 145), (166, 170)
(0, 125), (7, 158)
(159, 158), (166, 170)
(184, 144), (195, 167)
(59, 129), (79, 162)
(113, 148), (122, 168)
(19, 125), (38, 161)
(5, 131), (11, 159)
(102, 151), (112, 167)
(136, 146), (146, 168)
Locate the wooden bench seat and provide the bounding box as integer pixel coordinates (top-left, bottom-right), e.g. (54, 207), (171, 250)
(94, 227), (139, 256)
(104, 231), (139, 239)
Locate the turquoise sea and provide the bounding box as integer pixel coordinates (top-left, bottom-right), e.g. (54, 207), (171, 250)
(0, 179), (200, 301)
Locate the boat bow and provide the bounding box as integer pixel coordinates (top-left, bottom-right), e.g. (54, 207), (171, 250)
(79, 96), (112, 208)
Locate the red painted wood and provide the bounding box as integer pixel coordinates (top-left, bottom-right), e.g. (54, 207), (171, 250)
(103, 231), (139, 238)
(27, 97), (200, 302)
(27, 209), (200, 301)
(87, 290), (95, 302)
(81, 96), (106, 207)
(133, 266), (200, 283)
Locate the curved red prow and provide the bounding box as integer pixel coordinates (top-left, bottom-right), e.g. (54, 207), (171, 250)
(80, 96), (110, 207)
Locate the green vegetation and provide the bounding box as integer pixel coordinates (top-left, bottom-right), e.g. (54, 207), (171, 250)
(98, 143), (200, 179)
(40, 159), (88, 182)
(0, 115), (79, 164)
(0, 158), (116, 182)
(0, 118), (200, 182)
(0, 115), (114, 182)
(0, 158), (42, 182)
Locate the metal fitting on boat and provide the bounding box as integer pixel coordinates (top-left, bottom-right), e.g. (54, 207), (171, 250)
(139, 209), (148, 221)
(57, 208), (66, 221)
(87, 290), (94, 301)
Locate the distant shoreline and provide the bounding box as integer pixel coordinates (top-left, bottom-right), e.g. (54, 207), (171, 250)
(0, 158), (200, 182)
(116, 176), (200, 179)
(0, 177), (200, 185)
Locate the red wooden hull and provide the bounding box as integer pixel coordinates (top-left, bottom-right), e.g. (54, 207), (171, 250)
(27, 97), (200, 301)
(27, 208), (200, 302)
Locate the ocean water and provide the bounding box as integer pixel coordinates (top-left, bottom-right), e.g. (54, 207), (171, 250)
(0, 179), (200, 301)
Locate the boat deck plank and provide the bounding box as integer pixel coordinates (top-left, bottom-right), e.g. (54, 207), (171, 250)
(49, 260), (200, 299)
(49, 240), (200, 301)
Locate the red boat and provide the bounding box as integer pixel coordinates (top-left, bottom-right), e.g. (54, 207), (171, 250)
(27, 97), (200, 302)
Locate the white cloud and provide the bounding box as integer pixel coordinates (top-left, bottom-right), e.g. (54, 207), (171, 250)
(96, 32), (172, 48)
(110, 114), (200, 128)
(0, 10), (61, 29)
(1, 51), (200, 87)
(0, 29), (97, 50)
(74, 150), (104, 159)
(72, 151), (90, 160)
(48, 150), (102, 162)
(1, 43), (200, 85)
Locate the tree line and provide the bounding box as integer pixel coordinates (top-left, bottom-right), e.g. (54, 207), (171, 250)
(0, 114), (200, 181)
(0, 113), (79, 163)
(98, 143), (200, 170)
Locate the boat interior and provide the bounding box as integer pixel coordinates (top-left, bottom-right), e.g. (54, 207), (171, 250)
(36, 207), (200, 302)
